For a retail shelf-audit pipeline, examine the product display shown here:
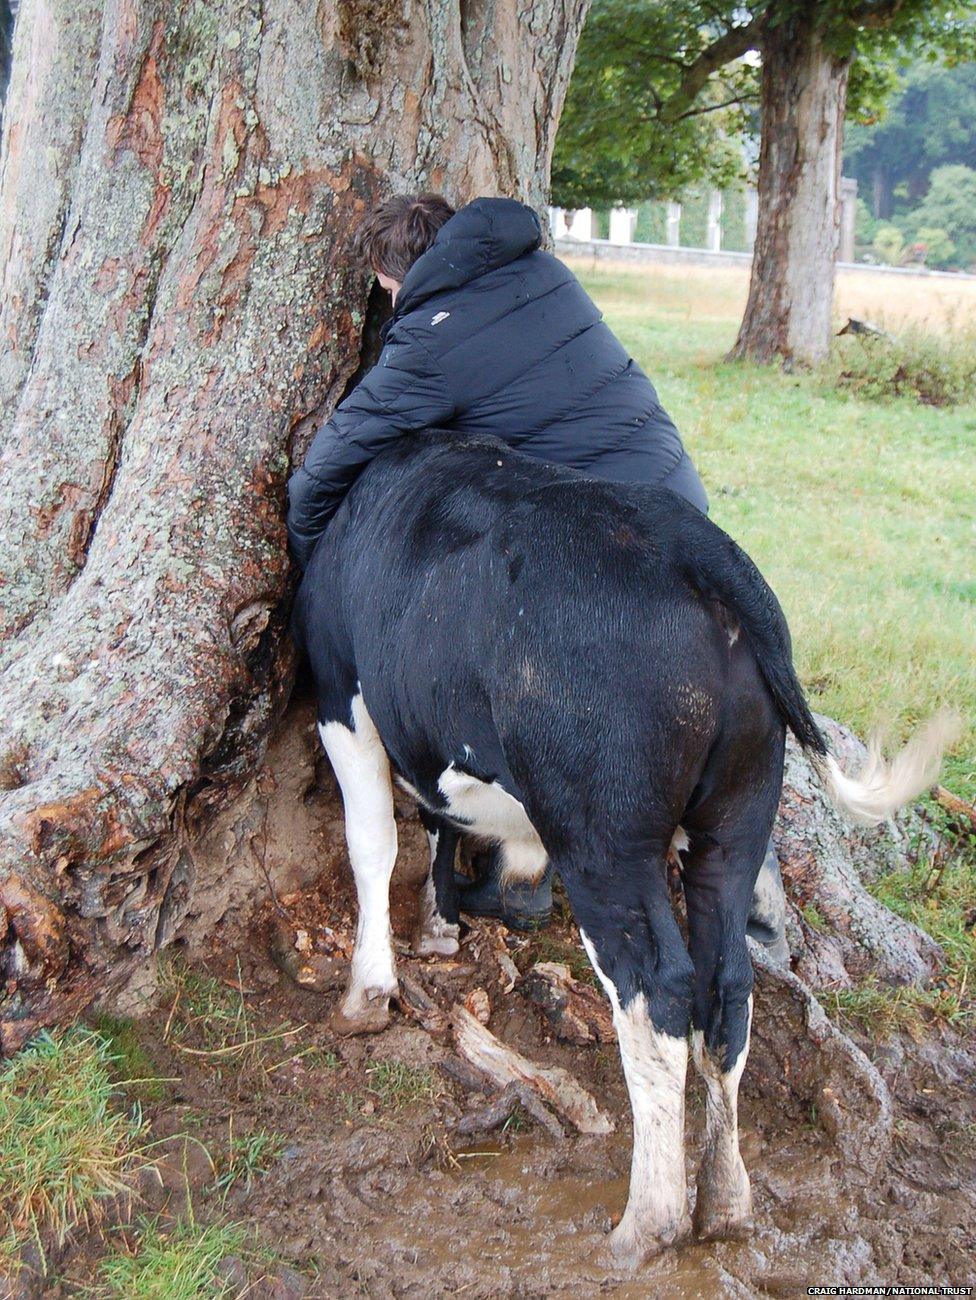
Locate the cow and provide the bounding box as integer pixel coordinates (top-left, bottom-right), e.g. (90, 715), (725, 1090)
(291, 430), (948, 1267)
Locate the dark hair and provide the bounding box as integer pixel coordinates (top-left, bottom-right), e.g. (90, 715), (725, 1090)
(352, 193), (456, 282)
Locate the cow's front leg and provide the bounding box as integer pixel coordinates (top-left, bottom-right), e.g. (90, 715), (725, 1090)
(319, 695), (398, 1034)
(413, 809), (461, 956)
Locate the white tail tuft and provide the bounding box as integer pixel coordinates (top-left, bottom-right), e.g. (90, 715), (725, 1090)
(816, 711), (960, 827)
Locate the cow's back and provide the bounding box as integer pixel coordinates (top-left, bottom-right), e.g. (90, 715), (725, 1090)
(294, 433), (724, 806)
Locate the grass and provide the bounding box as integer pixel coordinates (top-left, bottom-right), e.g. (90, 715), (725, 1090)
(157, 955), (307, 1082)
(363, 1061), (438, 1110)
(0, 1024), (283, 1290)
(522, 931), (599, 987)
(825, 980), (964, 1041)
(97, 1218), (251, 1299)
(88, 1013), (169, 1103)
(569, 257), (976, 801)
(211, 1127), (285, 1199)
(0, 1030), (145, 1259)
(338, 1061), (440, 1123)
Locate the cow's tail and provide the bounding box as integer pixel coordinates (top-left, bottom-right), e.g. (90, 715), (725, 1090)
(680, 523), (956, 826)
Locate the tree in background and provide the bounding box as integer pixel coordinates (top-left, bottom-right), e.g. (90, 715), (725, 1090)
(845, 61), (976, 219)
(0, 0), (589, 1050)
(910, 164), (976, 268)
(551, 0), (754, 211)
(552, 0), (976, 366)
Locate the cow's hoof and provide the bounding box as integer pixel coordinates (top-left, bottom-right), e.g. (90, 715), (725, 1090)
(412, 930), (460, 957)
(330, 991), (393, 1036)
(693, 1161), (752, 1241)
(692, 1197), (753, 1243)
(609, 1210), (691, 1269)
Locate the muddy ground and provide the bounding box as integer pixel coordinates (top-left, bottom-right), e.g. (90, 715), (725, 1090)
(38, 782), (976, 1298)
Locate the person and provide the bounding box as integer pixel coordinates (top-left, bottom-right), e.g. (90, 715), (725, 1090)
(287, 193), (788, 963)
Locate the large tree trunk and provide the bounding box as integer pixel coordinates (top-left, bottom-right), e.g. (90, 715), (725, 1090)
(730, 16), (850, 367)
(0, 0), (589, 1053)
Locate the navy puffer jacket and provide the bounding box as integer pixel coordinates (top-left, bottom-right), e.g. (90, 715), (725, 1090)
(287, 197), (707, 567)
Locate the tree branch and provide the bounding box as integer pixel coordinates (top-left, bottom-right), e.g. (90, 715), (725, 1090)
(658, 16), (765, 123)
(672, 92), (754, 123)
(846, 0), (908, 28)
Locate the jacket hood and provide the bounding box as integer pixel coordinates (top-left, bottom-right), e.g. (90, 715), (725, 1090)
(392, 198), (542, 318)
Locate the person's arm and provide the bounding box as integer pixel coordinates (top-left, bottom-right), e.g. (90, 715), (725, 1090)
(286, 331), (453, 568)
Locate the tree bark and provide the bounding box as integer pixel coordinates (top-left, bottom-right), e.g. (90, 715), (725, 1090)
(0, 3), (15, 122)
(0, 0), (589, 1053)
(729, 16), (850, 367)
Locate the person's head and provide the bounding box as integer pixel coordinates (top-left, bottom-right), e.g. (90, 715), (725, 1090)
(352, 193), (456, 303)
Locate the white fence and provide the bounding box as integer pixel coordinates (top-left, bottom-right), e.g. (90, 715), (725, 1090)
(552, 179), (859, 263)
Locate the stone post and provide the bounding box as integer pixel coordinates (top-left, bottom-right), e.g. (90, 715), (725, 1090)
(707, 190), (724, 252)
(666, 201), (681, 247)
(745, 188), (759, 251)
(569, 208), (595, 240)
(839, 177), (858, 263)
(608, 207), (635, 244)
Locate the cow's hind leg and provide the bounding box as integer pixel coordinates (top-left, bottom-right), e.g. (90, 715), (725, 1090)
(319, 694), (398, 1034)
(567, 856), (694, 1268)
(413, 808), (461, 956)
(682, 800), (778, 1240)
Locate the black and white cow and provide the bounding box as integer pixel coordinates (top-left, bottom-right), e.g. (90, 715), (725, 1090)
(292, 431), (945, 1267)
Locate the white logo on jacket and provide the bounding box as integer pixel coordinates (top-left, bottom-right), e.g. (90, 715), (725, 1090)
(430, 311), (450, 325)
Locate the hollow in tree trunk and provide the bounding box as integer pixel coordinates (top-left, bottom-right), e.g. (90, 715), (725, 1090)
(730, 16), (850, 367)
(0, 0), (589, 1052)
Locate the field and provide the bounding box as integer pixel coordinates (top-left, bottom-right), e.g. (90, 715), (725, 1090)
(566, 256), (976, 799)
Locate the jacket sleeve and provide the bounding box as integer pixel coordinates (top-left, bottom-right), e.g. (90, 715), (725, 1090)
(286, 331), (453, 568)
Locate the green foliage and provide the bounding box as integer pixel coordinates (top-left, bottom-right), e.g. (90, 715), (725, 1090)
(551, 0), (755, 209)
(846, 60), (976, 203)
(721, 188), (750, 251)
(872, 223), (906, 265)
(676, 189), (709, 249)
(97, 1218), (251, 1299)
(829, 327), (976, 406)
(914, 226), (957, 269)
(801, 903), (827, 932)
(854, 197), (879, 248)
(0, 1031), (145, 1255)
(633, 200), (668, 243)
(910, 164), (976, 267)
(553, 0), (976, 212)
(871, 818), (976, 985)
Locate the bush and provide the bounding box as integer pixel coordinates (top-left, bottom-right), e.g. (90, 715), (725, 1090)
(632, 200), (667, 244)
(913, 226), (957, 270)
(721, 187), (749, 252)
(872, 224), (906, 266)
(828, 326), (976, 406)
(854, 197), (879, 250)
(912, 164), (976, 269)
